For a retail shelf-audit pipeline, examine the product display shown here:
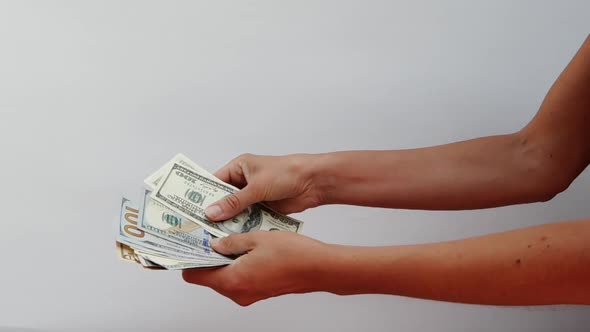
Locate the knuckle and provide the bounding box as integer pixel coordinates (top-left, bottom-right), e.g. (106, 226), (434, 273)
(230, 163), (245, 178)
(304, 195), (323, 209)
(224, 194), (242, 211)
(219, 236), (233, 249)
(239, 153), (254, 160)
(236, 153), (254, 168)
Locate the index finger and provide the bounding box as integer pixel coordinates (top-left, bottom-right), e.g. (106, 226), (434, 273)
(213, 158), (248, 188)
(213, 163), (232, 183)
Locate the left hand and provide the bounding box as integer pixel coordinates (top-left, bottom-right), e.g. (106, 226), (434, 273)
(182, 231), (333, 306)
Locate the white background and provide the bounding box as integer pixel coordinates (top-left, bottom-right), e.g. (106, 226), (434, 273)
(0, 1), (589, 331)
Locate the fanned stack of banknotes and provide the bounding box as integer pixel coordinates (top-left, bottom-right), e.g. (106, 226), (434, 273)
(116, 154), (304, 270)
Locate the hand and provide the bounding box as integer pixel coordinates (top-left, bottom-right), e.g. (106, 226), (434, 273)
(205, 153), (325, 221)
(182, 231), (333, 306)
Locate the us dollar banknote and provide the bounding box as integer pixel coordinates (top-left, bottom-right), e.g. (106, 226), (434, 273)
(116, 242), (164, 270)
(144, 153), (212, 191)
(135, 252), (224, 270)
(117, 197), (232, 270)
(118, 197), (213, 260)
(150, 160), (304, 238)
(116, 242), (140, 264)
(138, 188), (218, 250)
(117, 153), (305, 270)
(141, 153), (233, 246)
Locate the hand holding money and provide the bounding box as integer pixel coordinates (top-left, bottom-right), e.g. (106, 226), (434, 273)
(116, 153), (305, 270)
(182, 230), (333, 306)
(204, 153), (325, 221)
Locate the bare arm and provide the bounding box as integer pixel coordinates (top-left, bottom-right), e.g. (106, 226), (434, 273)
(323, 218), (590, 305)
(312, 34), (590, 210)
(205, 35), (590, 221)
(183, 218), (590, 306)
(187, 36), (590, 306)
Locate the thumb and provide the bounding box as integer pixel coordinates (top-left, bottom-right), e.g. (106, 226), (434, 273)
(205, 185), (260, 221)
(211, 233), (257, 255)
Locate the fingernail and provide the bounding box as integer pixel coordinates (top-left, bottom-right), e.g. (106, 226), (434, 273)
(205, 205), (222, 219)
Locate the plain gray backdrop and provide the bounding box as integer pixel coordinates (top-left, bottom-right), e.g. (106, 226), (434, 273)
(0, 1), (589, 331)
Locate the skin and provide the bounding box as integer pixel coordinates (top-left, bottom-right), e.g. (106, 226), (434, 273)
(183, 34), (590, 306)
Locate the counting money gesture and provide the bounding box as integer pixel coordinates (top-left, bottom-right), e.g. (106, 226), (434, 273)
(182, 36), (590, 307)
(205, 154), (325, 221)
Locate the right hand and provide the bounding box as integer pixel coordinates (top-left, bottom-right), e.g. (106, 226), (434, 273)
(204, 153), (325, 221)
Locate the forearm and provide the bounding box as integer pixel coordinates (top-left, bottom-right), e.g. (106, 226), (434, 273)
(309, 36), (590, 211)
(310, 133), (556, 210)
(319, 219), (590, 305)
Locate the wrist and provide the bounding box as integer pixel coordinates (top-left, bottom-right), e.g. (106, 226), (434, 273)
(308, 244), (425, 297)
(305, 151), (391, 207)
(305, 152), (340, 206)
(307, 244), (379, 295)
(299, 242), (348, 294)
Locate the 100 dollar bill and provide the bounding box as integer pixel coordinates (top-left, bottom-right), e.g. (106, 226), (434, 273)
(151, 162), (303, 238)
(118, 197), (232, 264)
(139, 188), (228, 255)
(144, 153), (212, 191)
